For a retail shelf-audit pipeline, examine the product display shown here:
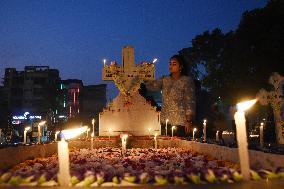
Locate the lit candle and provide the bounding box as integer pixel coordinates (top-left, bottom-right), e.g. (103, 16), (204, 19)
(152, 58), (158, 64)
(103, 59), (106, 67)
(260, 122), (264, 148)
(154, 133), (158, 150)
(193, 128), (197, 141)
(203, 119), (207, 142)
(216, 131), (219, 142)
(148, 128), (152, 138)
(121, 134), (128, 156)
(86, 128), (90, 138)
(57, 138), (70, 186)
(165, 119), (169, 136)
(91, 132), (94, 150)
(92, 118), (95, 137)
(58, 126), (88, 186)
(55, 131), (60, 141)
(234, 99), (257, 181)
(37, 121), (46, 143)
(171, 126), (176, 138)
(108, 128), (112, 140)
(23, 127), (31, 144)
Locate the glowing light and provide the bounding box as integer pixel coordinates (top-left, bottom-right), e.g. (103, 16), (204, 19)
(61, 126), (88, 140)
(25, 126), (31, 131)
(236, 99), (257, 112)
(38, 121), (46, 126)
(153, 58), (158, 64)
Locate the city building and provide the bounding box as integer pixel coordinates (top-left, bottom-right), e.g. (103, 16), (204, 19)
(2, 66), (60, 127)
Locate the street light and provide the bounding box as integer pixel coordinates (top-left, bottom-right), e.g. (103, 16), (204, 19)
(38, 121), (46, 143)
(24, 127), (31, 144)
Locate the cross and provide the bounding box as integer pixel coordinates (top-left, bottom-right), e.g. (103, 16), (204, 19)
(102, 46), (155, 96)
(257, 72), (284, 144)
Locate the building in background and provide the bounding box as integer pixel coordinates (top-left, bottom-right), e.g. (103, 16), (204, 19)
(0, 66), (107, 141)
(1, 66), (60, 127)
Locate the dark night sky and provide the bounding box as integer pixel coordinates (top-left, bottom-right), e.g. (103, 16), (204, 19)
(0, 0), (266, 98)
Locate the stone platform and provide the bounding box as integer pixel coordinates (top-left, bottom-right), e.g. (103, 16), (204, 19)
(0, 138), (284, 188)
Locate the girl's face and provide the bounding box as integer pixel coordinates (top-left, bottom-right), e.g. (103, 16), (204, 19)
(169, 58), (181, 74)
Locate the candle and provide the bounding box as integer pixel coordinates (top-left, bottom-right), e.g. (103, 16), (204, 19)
(148, 128), (152, 138)
(234, 99), (257, 181)
(86, 128), (90, 138)
(203, 119), (207, 142)
(108, 128), (112, 140)
(37, 121), (46, 143)
(91, 132), (94, 150)
(58, 126), (88, 186)
(165, 119), (169, 136)
(92, 118), (95, 137)
(103, 59), (106, 67)
(57, 138), (71, 186)
(24, 127), (31, 144)
(171, 126), (176, 138)
(121, 134), (128, 156)
(193, 128), (197, 141)
(260, 122), (264, 147)
(154, 133), (158, 150)
(216, 131), (219, 142)
(55, 131), (60, 141)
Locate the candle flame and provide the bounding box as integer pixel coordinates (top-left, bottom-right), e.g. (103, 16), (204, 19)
(261, 122), (264, 126)
(153, 58), (158, 64)
(236, 99), (257, 112)
(55, 131), (60, 134)
(121, 134), (128, 140)
(92, 118), (95, 125)
(25, 127), (31, 131)
(62, 126), (88, 140)
(171, 126), (176, 130)
(38, 121), (46, 126)
(193, 128), (197, 132)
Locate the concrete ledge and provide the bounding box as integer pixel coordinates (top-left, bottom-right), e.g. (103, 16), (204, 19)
(1, 139), (284, 171)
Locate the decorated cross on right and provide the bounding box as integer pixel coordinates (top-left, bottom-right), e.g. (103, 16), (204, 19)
(257, 72), (284, 144)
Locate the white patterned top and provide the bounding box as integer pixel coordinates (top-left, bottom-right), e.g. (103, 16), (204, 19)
(145, 75), (195, 126)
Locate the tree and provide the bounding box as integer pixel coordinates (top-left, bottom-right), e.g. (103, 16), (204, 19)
(179, 0), (284, 105)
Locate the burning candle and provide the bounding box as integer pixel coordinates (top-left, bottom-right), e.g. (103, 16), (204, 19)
(86, 128), (90, 138)
(193, 128), (197, 141)
(165, 119), (169, 136)
(108, 128), (112, 140)
(92, 118), (95, 137)
(37, 121), (46, 143)
(121, 134), (128, 156)
(58, 126), (88, 186)
(148, 128), (152, 138)
(154, 133), (158, 150)
(57, 138), (70, 186)
(55, 131), (60, 141)
(23, 127), (31, 144)
(260, 122), (264, 147)
(234, 99), (257, 181)
(171, 126), (176, 138)
(91, 132), (94, 150)
(203, 119), (207, 142)
(103, 59), (106, 67)
(216, 131), (219, 142)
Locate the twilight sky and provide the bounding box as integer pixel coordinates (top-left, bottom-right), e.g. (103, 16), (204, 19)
(0, 0), (266, 98)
